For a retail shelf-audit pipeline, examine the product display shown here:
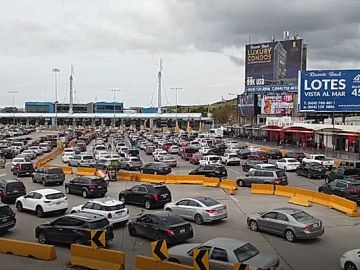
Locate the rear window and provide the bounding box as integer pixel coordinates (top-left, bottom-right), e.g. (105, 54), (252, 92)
(160, 215), (184, 225)
(197, 197), (220, 207)
(48, 168), (64, 174)
(89, 218), (109, 229)
(0, 206), (13, 217)
(291, 211), (314, 221)
(7, 182), (25, 191)
(287, 159), (298, 163)
(154, 186), (170, 194)
(276, 171), (287, 177)
(344, 169), (360, 175)
(104, 204), (125, 211)
(82, 156), (93, 160)
(45, 192), (65, 200)
(234, 243), (259, 262)
(90, 178), (106, 185)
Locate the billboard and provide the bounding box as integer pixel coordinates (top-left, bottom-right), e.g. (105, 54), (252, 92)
(237, 94), (257, 116)
(245, 39), (305, 93)
(299, 69), (360, 112)
(261, 94), (294, 115)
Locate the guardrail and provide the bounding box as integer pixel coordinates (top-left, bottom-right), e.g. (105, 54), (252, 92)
(251, 184), (360, 217)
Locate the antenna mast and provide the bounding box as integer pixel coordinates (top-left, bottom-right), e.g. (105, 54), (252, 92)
(157, 59), (163, 114)
(69, 65), (74, 114)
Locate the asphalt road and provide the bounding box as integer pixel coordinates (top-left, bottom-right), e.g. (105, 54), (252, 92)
(0, 134), (359, 270)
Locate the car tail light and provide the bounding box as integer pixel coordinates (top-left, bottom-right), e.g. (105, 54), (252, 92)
(206, 209), (216, 214)
(303, 226), (310, 232)
(347, 187), (358, 194)
(164, 229), (174, 236)
(108, 213), (112, 219)
(43, 200), (51, 203)
(89, 185), (96, 189)
(151, 194), (159, 200)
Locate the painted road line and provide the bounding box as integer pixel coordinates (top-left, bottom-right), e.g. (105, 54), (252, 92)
(227, 168), (241, 175)
(0, 173), (7, 177)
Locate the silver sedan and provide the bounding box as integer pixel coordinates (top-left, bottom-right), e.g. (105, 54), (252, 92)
(164, 197), (227, 225)
(247, 207), (324, 242)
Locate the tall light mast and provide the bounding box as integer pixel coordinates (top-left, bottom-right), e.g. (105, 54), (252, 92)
(157, 59), (163, 114)
(69, 65), (74, 114)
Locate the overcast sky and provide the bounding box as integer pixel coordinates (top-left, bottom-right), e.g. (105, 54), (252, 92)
(0, 0), (359, 108)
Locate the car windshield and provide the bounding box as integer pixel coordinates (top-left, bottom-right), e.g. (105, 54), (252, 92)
(0, 206), (13, 217)
(160, 215), (184, 225)
(82, 156), (93, 160)
(287, 159), (298, 163)
(209, 156), (220, 161)
(164, 156), (174, 160)
(89, 218), (110, 229)
(130, 158), (141, 162)
(197, 197), (219, 207)
(91, 178), (106, 185)
(48, 168), (63, 174)
(291, 211), (314, 222)
(104, 204), (125, 211)
(154, 186), (170, 194)
(234, 243), (260, 262)
(45, 192), (65, 200)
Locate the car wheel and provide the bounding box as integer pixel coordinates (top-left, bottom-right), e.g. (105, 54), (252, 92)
(344, 262), (358, 270)
(249, 220), (258, 231)
(144, 200), (152, 210)
(285, 229), (295, 242)
(42, 179), (46, 186)
(70, 210), (77, 214)
(128, 225), (137, 237)
(65, 186), (71, 194)
(16, 202), (23, 212)
(38, 232), (47, 244)
(82, 190), (88, 198)
(296, 170), (300, 176)
(194, 214), (203, 225)
(32, 176), (36, 183)
(307, 172), (312, 179)
(237, 179), (244, 187)
(36, 206), (44, 218)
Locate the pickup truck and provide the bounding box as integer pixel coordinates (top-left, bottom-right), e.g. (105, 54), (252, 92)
(325, 167), (360, 183)
(302, 154), (335, 170)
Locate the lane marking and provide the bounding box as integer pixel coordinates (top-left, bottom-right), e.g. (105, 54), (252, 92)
(0, 173), (6, 177)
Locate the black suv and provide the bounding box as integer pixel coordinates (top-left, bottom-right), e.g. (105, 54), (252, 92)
(318, 179), (360, 204)
(12, 162), (34, 177)
(0, 204), (16, 233)
(119, 184), (171, 209)
(141, 162), (171, 175)
(325, 167), (360, 183)
(189, 165), (228, 178)
(0, 180), (26, 203)
(35, 212), (114, 246)
(65, 176), (108, 198)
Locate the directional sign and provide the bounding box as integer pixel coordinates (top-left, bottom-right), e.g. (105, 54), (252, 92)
(150, 239), (168, 262)
(193, 249), (209, 270)
(91, 230), (105, 248)
(234, 263), (250, 270)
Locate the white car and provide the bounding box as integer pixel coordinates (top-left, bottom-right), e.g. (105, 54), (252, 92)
(11, 157), (27, 170)
(70, 198), (129, 225)
(276, 158), (301, 172)
(199, 155), (222, 166)
(38, 142), (51, 153)
(95, 150), (109, 161)
(340, 249), (360, 270)
(28, 146), (43, 156)
(221, 153), (240, 166)
(248, 146), (261, 152)
(168, 145), (179, 154)
(15, 189), (68, 217)
(158, 155), (177, 167)
(250, 164), (277, 172)
(62, 148), (76, 163)
(199, 146), (211, 155)
(153, 150), (168, 162)
(22, 150), (37, 159)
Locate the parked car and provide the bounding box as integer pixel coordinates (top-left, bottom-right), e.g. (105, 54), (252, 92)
(16, 189), (68, 217)
(276, 158), (301, 172)
(32, 167), (65, 186)
(318, 179), (360, 204)
(248, 152), (268, 163)
(119, 184), (171, 209)
(167, 238), (281, 270)
(11, 157), (27, 171)
(164, 197), (227, 225)
(302, 154), (335, 170)
(237, 168), (288, 187)
(189, 165), (228, 178)
(65, 176), (108, 198)
(340, 249), (360, 270)
(168, 145), (179, 154)
(35, 212), (114, 245)
(68, 154), (95, 167)
(190, 152), (203, 165)
(141, 162), (172, 175)
(120, 156), (143, 171)
(0, 203), (16, 233)
(153, 150), (168, 162)
(199, 155), (221, 166)
(247, 208), (324, 242)
(242, 160), (265, 172)
(0, 179), (26, 203)
(249, 163), (277, 172)
(12, 162), (34, 177)
(286, 151), (306, 162)
(61, 148), (75, 163)
(266, 149), (283, 159)
(158, 155), (177, 167)
(221, 153), (240, 166)
(181, 148), (198, 161)
(325, 167), (360, 183)
(70, 198), (129, 226)
(128, 211), (193, 245)
(296, 163), (327, 179)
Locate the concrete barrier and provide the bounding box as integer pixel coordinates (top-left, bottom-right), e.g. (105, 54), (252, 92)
(0, 238), (56, 261)
(274, 185), (295, 197)
(203, 177), (220, 187)
(251, 184), (274, 195)
(293, 188), (314, 201)
(62, 166), (73, 175)
(175, 175), (205, 185)
(260, 146), (271, 152)
(329, 195), (360, 217)
(70, 244), (125, 270)
(165, 174), (178, 184)
(288, 197), (311, 207)
(116, 172), (140, 181)
(76, 167), (97, 176)
(220, 179), (237, 193)
(311, 192), (332, 207)
(140, 174), (166, 184)
(136, 255), (193, 270)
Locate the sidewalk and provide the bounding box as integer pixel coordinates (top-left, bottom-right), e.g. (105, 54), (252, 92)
(234, 137), (359, 160)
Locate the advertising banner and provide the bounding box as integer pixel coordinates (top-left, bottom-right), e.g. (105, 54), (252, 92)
(299, 69), (360, 112)
(261, 94), (294, 115)
(237, 95), (256, 116)
(245, 39), (304, 93)
(266, 116), (305, 127)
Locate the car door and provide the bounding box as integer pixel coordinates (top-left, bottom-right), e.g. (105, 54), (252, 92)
(142, 164), (151, 174)
(257, 212), (278, 233)
(209, 247), (232, 270)
(172, 200), (190, 217)
(80, 202), (94, 214)
(90, 202), (104, 216)
(48, 217), (75, 244)
(186, 199), (202, 220)
(69, 177), (81, 194)
(135, 214), (152, 237)
(134, 186), (148, 205)
(273, 212), (289, 235)
(277, 159), (285, 170)
(333, 181), (348, 197)
(23, 192), (42, 211)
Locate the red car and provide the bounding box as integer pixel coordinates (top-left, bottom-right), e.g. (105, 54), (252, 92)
(190, 152), (203, 165)
(248, 151), (269, 163)
(181, 147), (198, 161)
(162, 142), (173, 152)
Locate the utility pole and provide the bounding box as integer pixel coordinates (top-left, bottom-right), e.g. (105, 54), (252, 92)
(69, 65), (74, 114)
(170, 87), (182, 129)
(109, 89), (121, 127)
(52, 68), (60, 129)
(157, 59), (163, 114)
(9, 90), (19, 125)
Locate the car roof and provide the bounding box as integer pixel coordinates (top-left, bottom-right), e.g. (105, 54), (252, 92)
(149, 211), (176, 218)
(0, 179), (22, 183)
(89, 197), (123, 206)
(32, 188), (63, 195)
(67, 212), (107, 221)
(203, 238), (248, 249)
(274, 207), (304, 214)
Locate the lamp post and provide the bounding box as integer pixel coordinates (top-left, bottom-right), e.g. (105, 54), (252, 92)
(52, 68), (60, 129)
(229, 92), (240, 136)
(9, 90), (19, 125)
(109, 89), (121, 127)
(170, 87), (182, 129)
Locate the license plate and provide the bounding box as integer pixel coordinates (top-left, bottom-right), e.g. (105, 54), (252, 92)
(98, 186), (103, 188)
(179, 228), (185, 233)
(13, 190), (18, 193)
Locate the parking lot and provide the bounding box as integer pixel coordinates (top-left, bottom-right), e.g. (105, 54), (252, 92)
(0, 132), (359, 270)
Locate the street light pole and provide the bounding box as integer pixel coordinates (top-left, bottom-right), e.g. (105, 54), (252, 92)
(52, 68), (60, 129)
(9, 90), (19, 125)
(109, 89), (121, 127)
(170, 87), (182, 129)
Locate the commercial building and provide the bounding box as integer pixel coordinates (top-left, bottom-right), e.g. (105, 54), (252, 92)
(94, 102), (123, 113)
(25, 102), (54, 113)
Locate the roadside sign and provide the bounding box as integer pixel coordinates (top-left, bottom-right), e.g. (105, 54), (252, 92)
(90, 230), (105, 248)
(193, 248), (209, 270)
(150, 239), (168, 262)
